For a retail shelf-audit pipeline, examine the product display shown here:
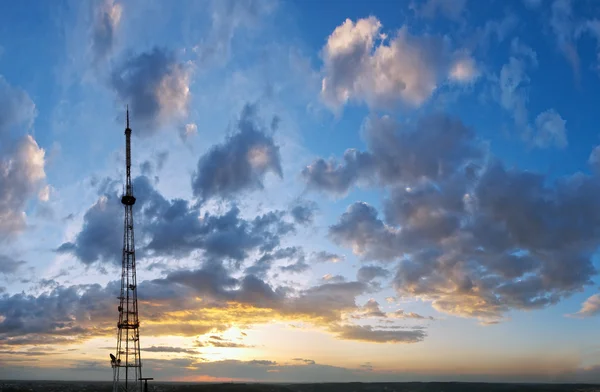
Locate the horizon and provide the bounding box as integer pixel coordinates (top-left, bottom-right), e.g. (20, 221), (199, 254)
(2, 0), (600, 385)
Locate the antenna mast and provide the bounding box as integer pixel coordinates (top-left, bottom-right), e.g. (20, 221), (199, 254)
(111, 106), (144, 392)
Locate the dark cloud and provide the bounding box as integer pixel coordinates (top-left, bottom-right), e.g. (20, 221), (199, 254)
(0, 282), (117, 342)
(110, 47), (190, 134)
(0, 264), (423, 349)
(292, 358), (316, 365)
(325, 115), (600, 322)
(330, 202), (400, 262)
(0, 255), (25, 275)
(245, 247), (299, 278)
(192, 104), (282, 201)
(322, 274), (346, 283)
(0, 349), (50, 356)
(59, 175), (295, 264)
(56, 194), (122, 265)
(357, 265), (389, 282)
(331, 324), (425, 343)
(197, 339), (254, 348)
(360, 299), (386, 318)
(312, 251), (344, 263)
(290, 200), (318, 225)
(302, 114), (480, 195)
(280, 255), (310, 274)
(141, 346), (198, 354)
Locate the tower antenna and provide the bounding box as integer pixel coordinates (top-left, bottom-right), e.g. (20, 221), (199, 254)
(111, 107), (149, 392)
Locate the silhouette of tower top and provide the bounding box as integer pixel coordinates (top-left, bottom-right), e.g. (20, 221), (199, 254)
(111, 107), (146, 392)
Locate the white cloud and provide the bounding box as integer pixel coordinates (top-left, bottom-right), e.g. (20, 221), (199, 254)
(449, 56), (479, 83)
(180, 123), (198, 142)
(533, 109), (567, 149)
(550, 0), (580, 82)
(0, 135), (47, 238)
(320, 17), (471, 111)
(38, 185), (51, 202)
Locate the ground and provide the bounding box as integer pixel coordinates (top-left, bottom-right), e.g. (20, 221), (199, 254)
(0, 382), (599, 392)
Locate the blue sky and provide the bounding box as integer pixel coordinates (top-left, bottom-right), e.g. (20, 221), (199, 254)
(2, 0), (600, 383)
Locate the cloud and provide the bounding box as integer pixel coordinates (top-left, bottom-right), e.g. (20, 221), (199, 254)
(390, 310), (434, 320)
(290, 200), (318, 225)
(179, 123), (198, 142)
(280, 257), (310, 274)
(59, 175), (295, 264)
(245, 247), (300, 278)
(360, 299), (387, 318)
(292, 358), (316, 365)
(499, 56), (531, 132)
(569, 294), (600, 318)
(322, 274), (346, 283)
(312, 251), (344, 263)
(302, 114), (480, 195)
(191, 104), (282, 201)
(320, 17), (476, 111)
(0, 135), (47, 239)
(0, 255), (26, 275)
(0, 77), (45, 240)
(0, 77), (36, 133)
(498, 44), (567, 148)
(56, 194), (122, 265)
(533, 109), (567, 149)
(0, 261), (424, 354)
(196, 337), (254, 348)
(0, 282), (116, 343)
(110, 47), (191, 134)
(331, 324), (425, 343)
(194, 0), (277, 67)
(589, 146), (600, 171)
(91, 0), (122, 64)
(357, 265), (389, 282)
(141, 346), (199, 354)
(449, 56), (479, 83)
(550, 0), (580, 83)
(318, 113), (600, 322)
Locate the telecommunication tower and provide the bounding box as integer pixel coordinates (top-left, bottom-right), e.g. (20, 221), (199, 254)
(110, 108), (145, 392)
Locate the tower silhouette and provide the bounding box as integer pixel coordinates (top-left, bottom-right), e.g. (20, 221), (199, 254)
(111, 107), (144, 392)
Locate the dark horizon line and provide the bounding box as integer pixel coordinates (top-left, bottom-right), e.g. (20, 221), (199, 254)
(1, 379), (599, 386)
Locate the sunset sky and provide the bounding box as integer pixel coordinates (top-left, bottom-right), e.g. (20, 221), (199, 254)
(2, 0), (600, 383)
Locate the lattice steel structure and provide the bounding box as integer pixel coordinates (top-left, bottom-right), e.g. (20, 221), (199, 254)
(111, 108), (144, 392)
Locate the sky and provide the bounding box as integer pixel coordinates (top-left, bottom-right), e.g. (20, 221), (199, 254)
(3, 0), (600, 384)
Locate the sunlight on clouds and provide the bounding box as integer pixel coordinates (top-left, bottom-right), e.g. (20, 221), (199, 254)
(247, 145), (272, 169)
(155, 64), (192, 122)
(449, 56), (479, 83)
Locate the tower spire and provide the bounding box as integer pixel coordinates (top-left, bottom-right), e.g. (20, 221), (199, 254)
(111, 108), (146, 392)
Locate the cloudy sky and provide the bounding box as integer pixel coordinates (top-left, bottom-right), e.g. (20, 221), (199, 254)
(2, 0), (600, 384)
